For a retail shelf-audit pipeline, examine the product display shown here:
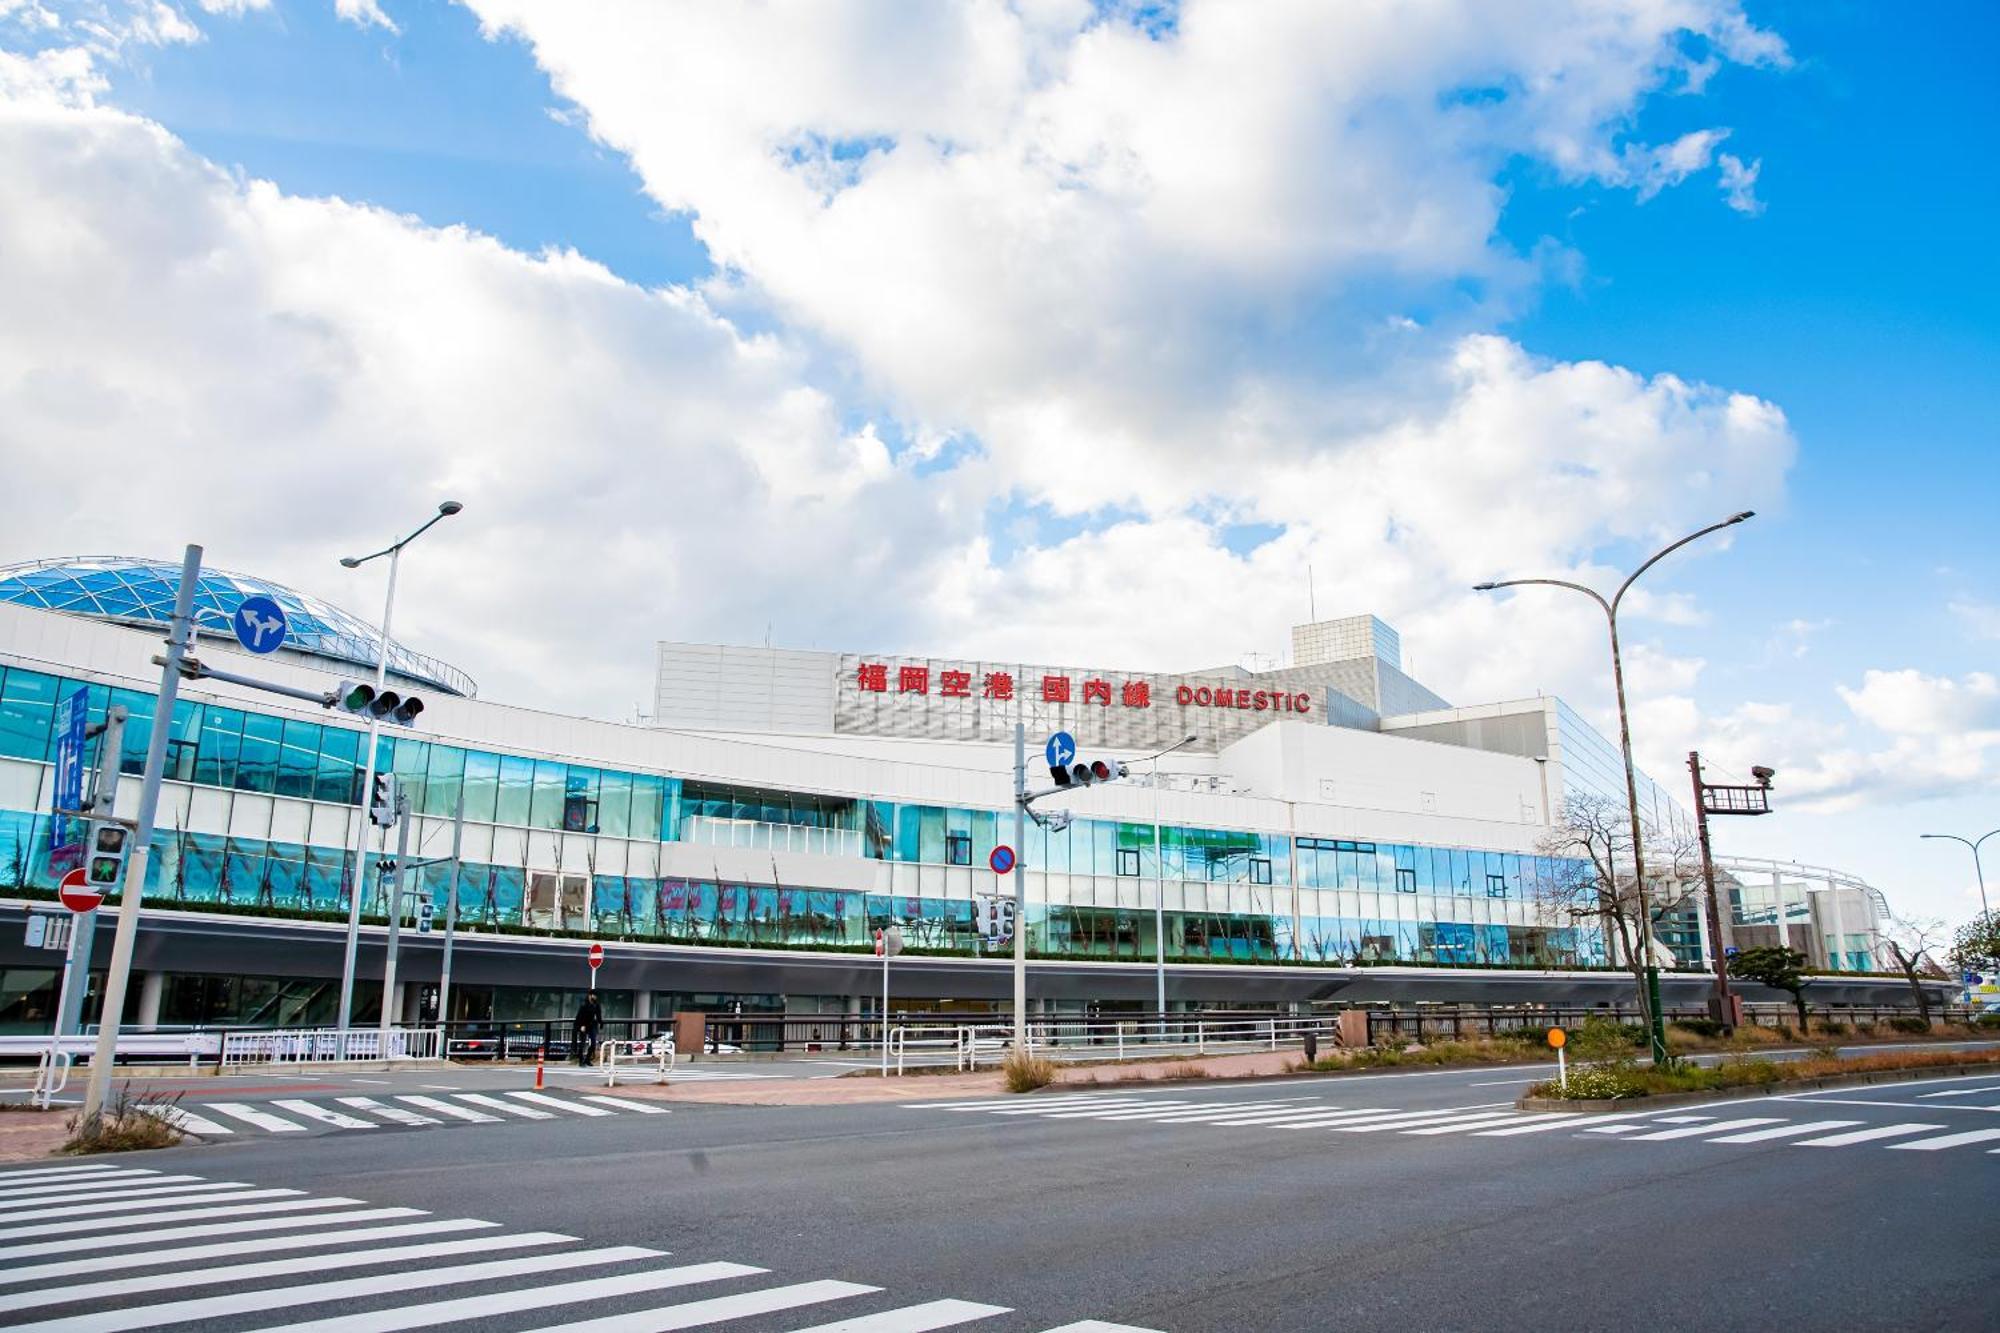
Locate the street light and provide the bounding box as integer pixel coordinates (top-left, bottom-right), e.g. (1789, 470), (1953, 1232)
(334, 501), (463, 1033)
(1138, 733), (1200, 1031)
(1475, 509), (1754, 1065)
(1921, 830), (1996, 919)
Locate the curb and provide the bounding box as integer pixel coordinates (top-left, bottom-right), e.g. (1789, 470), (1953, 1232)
(1518, 1061), (2000, 1112)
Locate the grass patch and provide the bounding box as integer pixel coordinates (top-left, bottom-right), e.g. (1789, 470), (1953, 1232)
(1002, 1051), (1059, 1093)
(63, 1089), (184, 1154)
(1157, 1061), (1217, 1081)
(1530, 1045), (2000, 1100)
(1293, 1035), (1544, 1073)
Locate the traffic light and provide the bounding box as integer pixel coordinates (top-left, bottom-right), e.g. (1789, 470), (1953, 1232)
(416, 898), (434, 934)
(369, 773), (399, 828)
(328, 679), (426, 727)
(1051, 756), (1130, 787)
(86, 822), (127, 886)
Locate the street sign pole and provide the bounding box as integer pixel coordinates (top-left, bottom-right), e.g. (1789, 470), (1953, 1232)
(56, 706), (126, 1039)
(82, 543), (200, 1124)
(378, 791), (412, 1049)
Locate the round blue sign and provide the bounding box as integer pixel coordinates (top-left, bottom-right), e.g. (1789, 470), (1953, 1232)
(1045, 731), (1076, 769)
(233, 595), (289, 654)
(989, 845), (1016, 875)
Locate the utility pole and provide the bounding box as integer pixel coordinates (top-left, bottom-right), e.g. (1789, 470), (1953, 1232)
(82, 545), (200, 1123)
(436, 782), (467, 1034)
(1012, 720), (1027, 1054)
(1688, 750), (1776, 1031)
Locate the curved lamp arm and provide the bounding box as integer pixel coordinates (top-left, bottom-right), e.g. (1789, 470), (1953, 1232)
(1610, 511), (1755, 615)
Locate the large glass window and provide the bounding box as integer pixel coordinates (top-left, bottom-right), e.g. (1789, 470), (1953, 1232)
(276, 718), (321, 800)
(461, 750), (500, 824)
(422, 744), (465, 818)
(236, 713), (282, 794)
(495, 755), (534, 826)
(0, 668), (57, 761)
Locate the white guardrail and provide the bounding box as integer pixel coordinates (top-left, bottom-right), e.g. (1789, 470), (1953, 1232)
(0, 1032), (217, 1066)
(601, 1037), (676, 1086)
(219, 1026), (444, 1068)
(883, 1015), (1337, 1075)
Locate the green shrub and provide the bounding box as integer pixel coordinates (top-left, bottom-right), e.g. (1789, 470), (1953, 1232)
(1887, 1016), (1932, 1034)
(1570, 1016), (1646, 1060)
(1671, 1018), (1724, 1039)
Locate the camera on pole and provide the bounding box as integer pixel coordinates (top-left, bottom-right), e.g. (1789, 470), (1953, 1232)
(368, 773), (399, 828)
(328, 678), (425, 727)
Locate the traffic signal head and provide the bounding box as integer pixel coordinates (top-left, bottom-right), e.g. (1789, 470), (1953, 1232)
(329, 679), (426, 727)
(368, 773), (400, 827)
(87, 822), (127, 885)
(1061, 757), (1132, 787)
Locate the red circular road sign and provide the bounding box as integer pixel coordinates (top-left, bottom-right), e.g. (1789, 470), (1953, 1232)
(587, 943), (604, 970)
(58, 867), (103, 914)
(989, 844), (1016, 875)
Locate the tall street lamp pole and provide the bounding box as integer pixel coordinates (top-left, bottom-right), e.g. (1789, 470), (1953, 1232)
(334, 501), (463, 1032)
(1476, 510), (1755, 1065)
(1921, 830), (1996, 919)
(1140, 733), (1199, 1032)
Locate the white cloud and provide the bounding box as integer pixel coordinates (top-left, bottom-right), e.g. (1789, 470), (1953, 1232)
(333, 0), (393, 32)
(1950, 598), (2000, 642)
(1717, 151), (1763, 214)
(1840, 669), (2000, 737)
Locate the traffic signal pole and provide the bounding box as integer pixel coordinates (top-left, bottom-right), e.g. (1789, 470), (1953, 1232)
(335, 543), (398, 1031)
(82, 544), (201, 1124)
(1012, 721), (1027, 1054)
(378, 791), (413, 1050)
(1690, 751), (1735, 1026)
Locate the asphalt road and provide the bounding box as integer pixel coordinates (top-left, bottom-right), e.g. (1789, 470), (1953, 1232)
(4, 1063), (1997, 1332)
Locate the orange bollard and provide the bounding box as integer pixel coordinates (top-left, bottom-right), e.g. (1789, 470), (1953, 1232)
(535, 1045), (545, 1090)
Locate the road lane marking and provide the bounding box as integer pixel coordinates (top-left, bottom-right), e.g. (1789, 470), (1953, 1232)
(1886, 1127), (2000, 1151)
(1329, 1107), (1519, 1134)
(1628, 1118), (1784, 1142)
(270, 1100), (377, 1130)
(1401, 1114), (1544, 1136)
(1474, 1111), (1669, 1136)
(581, 1095), (672, 1114)
(0, 1207), (427, 1262)
(397, 1095), (499, 1123)
(262, 1264), (776, 1333)
(1, 1232), (573, 1314)
(0, 1169), (166, 1197)
(785, 1299), (1014, 1331)
(207, 1103), (310, 1133)
(0, 1196), (357, 1244)
(519, 1279), (881, 1333)
(508, 1091), (615, 1116)
(1706, 1120), (1861, 1144)
(0, 1165), (124, 1183)
(147, 1106), (235, 1135)
(1, 1245), (665, 1333)
(336, 1096), (440, 1126)
(0, 1186), (276, 1221)
(1793, 1122), (1947, 1147)
(0, 1173), (190, 1202)
(457, 1092), (555, 1119)
(0, 1218), (494, 1285)
(1038, 1322), (1168, 1332)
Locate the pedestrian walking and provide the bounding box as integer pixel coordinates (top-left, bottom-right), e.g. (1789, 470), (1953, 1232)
(573, 990), (603, 1067)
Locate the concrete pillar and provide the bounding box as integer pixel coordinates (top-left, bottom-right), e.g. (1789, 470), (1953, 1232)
(135, 971), (165, 1029)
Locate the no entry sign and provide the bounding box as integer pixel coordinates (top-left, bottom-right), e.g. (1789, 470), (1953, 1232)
(587, 942), (604, 971)
(57, 867), (103, 914)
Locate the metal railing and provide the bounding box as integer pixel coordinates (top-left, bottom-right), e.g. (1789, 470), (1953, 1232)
(219, 1026), (443, 1068)
(30, 1049), (71, 1109)
(601, 1038), (675, 1087)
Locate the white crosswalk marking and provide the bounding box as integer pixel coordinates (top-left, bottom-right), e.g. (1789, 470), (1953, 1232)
(1401, 1113), (1547, 1136)
(1329, 1105), (1515, 1134)
(1474, 1111), (1667, 1136)
(0, 1179), (233, 1214)
(509, 1090), (615, 1116)
(147, 1105), (235, 1135)
(2, 1245), (664, 1333)
(1, 1231), (575, 1314)
(0, 1196), (362, 1244)
(0, 1207), (429, 1262)
(0, 1169), (167, 1198)
(1794, 1122), (1947, 1147)
(270, 1100), (377, 1129)
(398, 1095), (500, 1122)
(988, 1099), (1158, 1117)
(520, 1279), (881, 1333)
(457, 1091), (556, 1118)
(208, 1102), (310, 1133)
(0, 1186), (283, 1223)
(784, 1299), (1014, 1331)
(581, 1094), (672, 1114)
(336, 1095), (439, 1126)
(1707, 1120), (1861, 1144)
(0, 1164), (123, 1183)
(1199, 1106), (1349, 1126)
(1627, 1117), (1785, 1142)
(1038, 1322), (1167, 1332)
(0, 1172), (189, 1201)
(1886, 1127), (2000, 1151)
(1043, 1102), (1209, 1120)
(259, 1262), (770, 1333)
(0, 1218), (495, 1286)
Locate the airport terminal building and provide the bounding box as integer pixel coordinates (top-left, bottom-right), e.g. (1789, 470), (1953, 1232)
(0, 557), (1905, 1033)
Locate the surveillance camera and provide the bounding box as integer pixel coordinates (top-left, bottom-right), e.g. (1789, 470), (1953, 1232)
(1751, 765), (1776, 785)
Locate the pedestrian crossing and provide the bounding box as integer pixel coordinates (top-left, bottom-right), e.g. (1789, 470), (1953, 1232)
(143, 1089), (675, 1138)
(0, 1162), (1164, 1332)
(900, 1092), (2000, 1157)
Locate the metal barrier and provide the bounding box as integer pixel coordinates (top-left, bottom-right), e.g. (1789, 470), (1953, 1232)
(30, 1050), (71, 1109)
(602, 1037), (675, 1087)
(220, 1026), (443, 1068)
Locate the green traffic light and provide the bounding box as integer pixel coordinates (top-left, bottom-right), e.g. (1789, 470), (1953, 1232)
(89, 856), (122, 884)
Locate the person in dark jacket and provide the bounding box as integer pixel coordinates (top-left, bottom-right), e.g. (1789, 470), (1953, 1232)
(573, 991), (603, 1066)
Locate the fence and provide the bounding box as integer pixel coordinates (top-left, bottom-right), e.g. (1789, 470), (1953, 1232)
(219, 1026), (443, 1068)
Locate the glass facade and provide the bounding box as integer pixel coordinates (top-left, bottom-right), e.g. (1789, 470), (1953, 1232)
(0, 662), (1604, 968)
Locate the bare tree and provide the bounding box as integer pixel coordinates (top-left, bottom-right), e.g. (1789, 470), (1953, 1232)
(1534, 791), (1705, 1031)
(1882, 914), (1950, 1024)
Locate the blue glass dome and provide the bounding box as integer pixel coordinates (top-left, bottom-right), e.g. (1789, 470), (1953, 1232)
(0, 556), (475, 698)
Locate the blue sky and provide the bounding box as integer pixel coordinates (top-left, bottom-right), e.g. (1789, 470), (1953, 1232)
(4, 0), (1995, 926)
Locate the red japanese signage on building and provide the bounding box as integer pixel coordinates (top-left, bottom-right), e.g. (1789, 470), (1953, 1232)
(851, 661), (1310, 715)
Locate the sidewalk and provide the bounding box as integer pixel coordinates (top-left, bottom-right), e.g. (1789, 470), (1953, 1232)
(0, 1109), (72, 1162)
(614, 1048), (1307, 1106)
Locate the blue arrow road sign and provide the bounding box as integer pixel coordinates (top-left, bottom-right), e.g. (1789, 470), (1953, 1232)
(1045, 731), (1076, 769)
(233, 595), (289, 654)
(49, 686), (88, 862)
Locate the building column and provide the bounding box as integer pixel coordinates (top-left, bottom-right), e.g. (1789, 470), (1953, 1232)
(135, 971), (165, 1029)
